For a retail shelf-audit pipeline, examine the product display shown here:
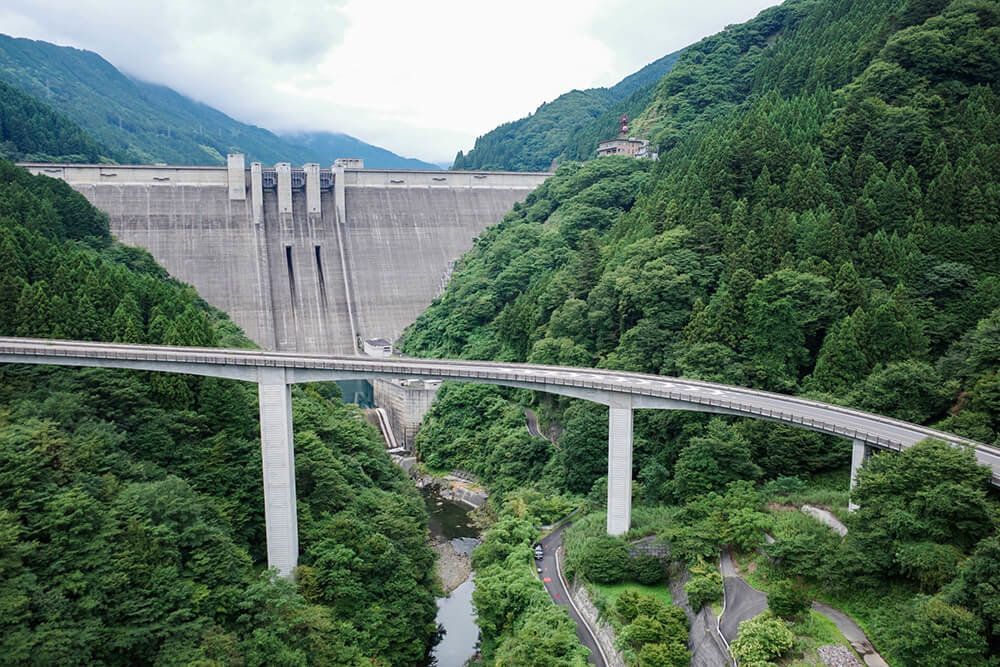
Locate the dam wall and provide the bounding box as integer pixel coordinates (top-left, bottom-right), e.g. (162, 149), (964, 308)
(20, 158), (549, 354)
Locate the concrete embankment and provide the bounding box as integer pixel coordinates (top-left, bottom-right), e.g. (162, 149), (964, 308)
(410, 470), (488, 508)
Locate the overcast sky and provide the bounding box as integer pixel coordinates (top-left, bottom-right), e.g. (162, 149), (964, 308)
(1, 0), (779, 164)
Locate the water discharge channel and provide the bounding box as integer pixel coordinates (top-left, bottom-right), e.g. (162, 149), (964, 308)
(422, 486), (480, 666)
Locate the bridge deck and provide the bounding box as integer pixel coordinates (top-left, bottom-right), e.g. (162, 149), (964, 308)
(1, 337), (997, 485)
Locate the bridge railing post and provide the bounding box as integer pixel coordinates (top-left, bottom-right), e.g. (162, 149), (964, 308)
(607, 392), (633, 535)
(258, 367), (299, 577)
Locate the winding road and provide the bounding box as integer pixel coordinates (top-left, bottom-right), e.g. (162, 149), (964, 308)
(537, 524), (607, 666)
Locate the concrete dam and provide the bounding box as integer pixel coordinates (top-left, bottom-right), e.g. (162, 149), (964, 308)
(22, 156), (550, 354)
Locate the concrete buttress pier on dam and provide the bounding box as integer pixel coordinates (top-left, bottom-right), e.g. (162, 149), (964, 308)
(22, 156), (550, 354)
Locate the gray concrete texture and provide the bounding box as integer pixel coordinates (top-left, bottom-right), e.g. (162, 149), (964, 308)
(27, 162), (549, 355)
(345, 186), (529, 345)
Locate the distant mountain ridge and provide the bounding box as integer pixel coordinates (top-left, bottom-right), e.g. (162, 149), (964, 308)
(0, 33), (438, 169)
(281, 131), (441, 170)
(451, 47), (683, 171)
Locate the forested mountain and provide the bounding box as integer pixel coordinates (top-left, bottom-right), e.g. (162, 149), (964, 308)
(0, 161), (438, 663)
(0, 80), (109, 163)
(0, 34), (438, 169)
(407, 0), (1000, 662)
(451, 48), (683, 171)
(281, 131), (441, 170)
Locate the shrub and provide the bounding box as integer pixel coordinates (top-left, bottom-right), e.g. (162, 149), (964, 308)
(630, 553), (667, 585)
(615, 589), (642, 623)
(576, 535), (630, 584)
(767, 579), (811, 618)
(762, 475), (807, 498)
(729, 614), (794, 665)
(684, 561), (722, 611)
(638, 641), (691, 667)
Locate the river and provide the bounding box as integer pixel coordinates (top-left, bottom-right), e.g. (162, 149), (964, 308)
(422, 486), (480, 666)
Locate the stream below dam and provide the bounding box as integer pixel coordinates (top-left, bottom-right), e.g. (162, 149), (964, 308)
(422, 486), (481, 666)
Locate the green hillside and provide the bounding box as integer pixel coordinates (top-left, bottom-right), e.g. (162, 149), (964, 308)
(0, 79), (109, 162)
(407, 0), (1000, 662)
(0, 34), (438, 169)
(0, 161), (438, 664)
(451, 48), (682, 171)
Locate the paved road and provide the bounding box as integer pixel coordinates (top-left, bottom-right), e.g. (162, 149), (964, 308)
(537, 525), (605, 667)
(524, 407), (546, 440)
(812, 602), (890, 667)
(2, 337), (998, 485)
(669, 567), (733, 666)
(719, 550), (768, 643)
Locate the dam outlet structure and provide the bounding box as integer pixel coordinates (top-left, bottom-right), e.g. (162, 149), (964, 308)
(21, 156), (551, 355)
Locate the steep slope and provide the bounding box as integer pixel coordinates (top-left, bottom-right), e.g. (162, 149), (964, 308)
(0, 34), (431, 168)
(452, 48), (682, 171)
(0, 161), (438, 664)
(0, 79), (110, 162)
(406, 0), (1000, 658)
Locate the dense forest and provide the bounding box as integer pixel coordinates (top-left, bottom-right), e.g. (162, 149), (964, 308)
(0, 34), (438, 169)
(407, 0), (1000, 663)
(451, 49), (682, 171)
(0, 80), (109, 163)
(0, 161), (439, 664)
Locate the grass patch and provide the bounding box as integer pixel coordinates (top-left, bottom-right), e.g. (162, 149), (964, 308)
(768, 469), (851, 511)
(732, 549), (774, 593)
(628, 505), (679, 538)
(769, 507), (841, 541)
(591, 580), (672, 608)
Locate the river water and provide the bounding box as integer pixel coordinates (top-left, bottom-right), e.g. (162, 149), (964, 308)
(422, 486), (480, 666)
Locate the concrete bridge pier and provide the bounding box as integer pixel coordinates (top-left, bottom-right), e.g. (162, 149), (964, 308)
(607, 392), (634, 535)
(848, 439), (871, 512)
(257, 368), (299, 577)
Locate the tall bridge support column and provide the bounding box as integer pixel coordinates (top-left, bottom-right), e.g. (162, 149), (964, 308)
(848, 439), (869, 512)
(257, 368), (299, 577)
(607, 392), (633, 535)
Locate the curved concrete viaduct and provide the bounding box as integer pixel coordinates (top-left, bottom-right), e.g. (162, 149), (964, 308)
(2, 337), (996, 577)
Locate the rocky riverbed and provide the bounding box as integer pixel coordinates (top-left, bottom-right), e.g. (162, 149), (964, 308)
(431, 536), (473, 593)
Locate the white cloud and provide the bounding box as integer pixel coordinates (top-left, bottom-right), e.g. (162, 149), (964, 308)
(0, 0), (779, 163)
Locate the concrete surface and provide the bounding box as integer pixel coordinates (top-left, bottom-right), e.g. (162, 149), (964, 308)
(19, 161), (549, 355)
(802, 504), (849, 537)
(719, 549), (768, 643)
(669, 567), (733, 667)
